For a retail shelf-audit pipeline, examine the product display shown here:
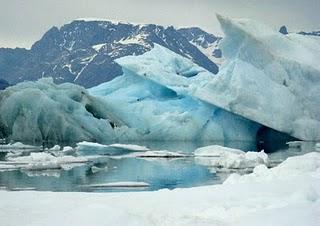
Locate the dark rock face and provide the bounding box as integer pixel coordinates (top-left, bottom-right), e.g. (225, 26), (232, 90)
(0, 20), (221, 88)
(279, 26), (288, 35)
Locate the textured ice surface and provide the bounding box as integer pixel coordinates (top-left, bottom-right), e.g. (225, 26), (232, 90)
(90, 65), (260, 141)
(115, 16), (320, 140)
(0, 78), (120, 143)
(194, 145), (268, 169)
(1, 152), (88, 172)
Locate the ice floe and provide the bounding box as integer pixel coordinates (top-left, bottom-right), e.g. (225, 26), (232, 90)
(194, 145), (268, 169)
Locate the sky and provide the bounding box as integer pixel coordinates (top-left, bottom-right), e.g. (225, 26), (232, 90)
(0, 0), (319, 49)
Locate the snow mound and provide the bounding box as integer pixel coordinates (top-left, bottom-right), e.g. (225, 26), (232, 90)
(115, 15), (320, 140)
(224, 152), (320, 184)
(0, 78), (122, 143)
(195, 145), (268, 169)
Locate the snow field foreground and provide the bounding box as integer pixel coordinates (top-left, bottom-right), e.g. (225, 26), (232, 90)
(0, 152), (319, 226)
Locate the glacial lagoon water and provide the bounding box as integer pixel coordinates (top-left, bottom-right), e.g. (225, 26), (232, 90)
(0, 140), (318, 192)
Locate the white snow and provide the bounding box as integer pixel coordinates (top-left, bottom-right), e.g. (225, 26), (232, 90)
(0, 152), (319, 226)
(118, 34), (146, 45)
(92, 43), (106, 51)
(194, 145), (268, 169)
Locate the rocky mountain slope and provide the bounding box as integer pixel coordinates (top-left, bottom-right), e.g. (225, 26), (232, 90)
(0, 19), (221, 88)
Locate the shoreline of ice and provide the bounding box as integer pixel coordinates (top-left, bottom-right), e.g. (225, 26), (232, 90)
(0, 152), (319, 226)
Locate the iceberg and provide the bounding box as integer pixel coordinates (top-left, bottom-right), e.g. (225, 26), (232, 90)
(115, 16), (320, 141)
(0, 78), (123, 143)
(90, 62), (261, 142)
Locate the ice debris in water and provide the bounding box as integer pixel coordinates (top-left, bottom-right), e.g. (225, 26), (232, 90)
(4, 152), (88, 171)
(194, 145), (268, 169)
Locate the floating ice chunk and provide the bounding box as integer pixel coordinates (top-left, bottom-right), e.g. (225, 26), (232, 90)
(224, 152), (320, 184)
(83, 181), (150, 188)
(0, 142), (41, 151)
(50, 145), (61, 151)
(91, 165), (108, 173)
(4, 152), (88, 172)
(286, 141), (303, 148)
(195, 145), (268, 169)
(133, 150), (187, 158)
(76, 141), (148, 155)
(108, 143), (150, 151)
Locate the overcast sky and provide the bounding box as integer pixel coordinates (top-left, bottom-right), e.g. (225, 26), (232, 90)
(1, 0), (319, 48)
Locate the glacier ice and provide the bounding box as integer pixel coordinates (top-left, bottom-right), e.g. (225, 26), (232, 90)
(89, 65), (261, 141)
(115, 16), (320, 141)
(0, 78), (120, 143)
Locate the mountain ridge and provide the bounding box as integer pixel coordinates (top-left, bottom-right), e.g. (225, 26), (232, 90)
(0, 19), (222, 88)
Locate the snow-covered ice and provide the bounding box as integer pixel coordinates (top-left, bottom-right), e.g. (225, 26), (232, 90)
(0, 142), (41, 151)
(2, 152), (88, 172)
(194, 145), (268, 169)
(0, 152), (319, 226)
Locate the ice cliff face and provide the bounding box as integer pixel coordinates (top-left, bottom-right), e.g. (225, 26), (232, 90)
(115, 16), (320, 141)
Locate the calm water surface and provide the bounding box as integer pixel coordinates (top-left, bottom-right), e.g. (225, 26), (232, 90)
(0, 140), (318, 192)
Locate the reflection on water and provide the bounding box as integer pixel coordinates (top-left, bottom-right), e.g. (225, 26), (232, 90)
(0, 140), (318, 192)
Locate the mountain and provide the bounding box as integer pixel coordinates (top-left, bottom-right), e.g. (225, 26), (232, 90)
(0, 19), (221, 88)
(178, 27), (222, 64)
